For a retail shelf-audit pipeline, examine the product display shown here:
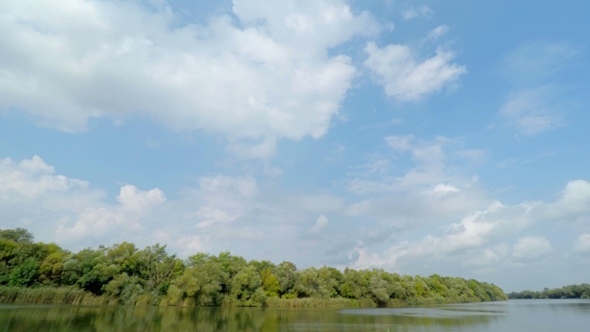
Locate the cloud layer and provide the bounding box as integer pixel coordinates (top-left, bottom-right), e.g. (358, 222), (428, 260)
(0, 0), (468, 158)
(0, 0), (377, 150)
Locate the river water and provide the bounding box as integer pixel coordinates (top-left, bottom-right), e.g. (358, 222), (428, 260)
(1, 299), (588, 331)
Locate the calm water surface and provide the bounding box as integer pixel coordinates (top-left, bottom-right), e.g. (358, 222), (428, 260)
(1, 299), (589, 331)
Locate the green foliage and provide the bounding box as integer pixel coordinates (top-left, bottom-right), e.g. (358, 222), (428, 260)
(508, 284), (590, 299)
(8, 257), (38, 287)
(169, 257), (227, 306)
(103, 273), (145, 305)
(0, 228), (509, 307)
(0, 228), (33, 243)
(274, 261), (297, 297)
(260, 268), (280, 297)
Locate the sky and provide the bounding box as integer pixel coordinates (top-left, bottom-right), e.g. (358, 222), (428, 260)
(1, 0), (589, 292)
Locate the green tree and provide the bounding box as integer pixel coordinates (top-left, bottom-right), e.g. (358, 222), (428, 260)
(106, 242), (139, 276)
(0, 228), (34, 243)
(8, 257), (38, 287)
(62, 247), (117, 295)
(368, 271), (391, 307)
(260, 268), (280, 297)
(273, 261), (297, 298)
(168, 256), (227, 306)
(38, 247), (67, 285)
(229, 264), (266, 306)
(339, 268), (363, 299)
(103, 273), (144, 305)
(316, 266), (342, 298)
(136, 244), (183, 296)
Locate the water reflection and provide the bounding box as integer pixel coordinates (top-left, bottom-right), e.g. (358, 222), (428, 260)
(340, 303), (508, 331)
(1, 300), (589, 332)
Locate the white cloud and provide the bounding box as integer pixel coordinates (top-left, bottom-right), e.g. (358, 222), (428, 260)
(310, 215), (329, 233)
(0, 155), (168, 246)
(349, 242), (385, 270)
(117, 184), (166, 211)
(197, 175), (258, 200)
(574, 234), (590, 252)
(432, 202), (507, 254)
(0, 0), (379, 158)
(499, 41), (577, 137)
(423, 25), (449, 43)
(544, 179), (590, 221)
(189, 175), (258, 229)
(512, 236), (553, 260)
(372, 135), (459, 190)
(0, 156), (88, 199)
(195, 206), (238, 229)
(297, 194), (345, 214)
(345, 179), (590, 274)
(401, 6), (432, 20)
(2, 152), (590, 291)
(364, 42), (466, 101)
(433, 183), (460, 195)
(233, 0), (379, 50)
(0, 155), (270, 252)
(56, 185), (166, 240)
(175, 234), (208, 256)
(466, 245), (511, 268)
(499, 87), (565, 136)
(344, 135), (489, 233)
(504, 41), (578, 85)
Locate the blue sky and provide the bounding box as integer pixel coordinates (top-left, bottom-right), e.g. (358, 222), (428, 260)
(1, 0), (589, 292)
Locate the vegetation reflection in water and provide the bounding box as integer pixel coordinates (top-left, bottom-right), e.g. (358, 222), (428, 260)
(339, 303), (506, 331)
(0, 303), (508, 332)
(4, 300), (590, 332)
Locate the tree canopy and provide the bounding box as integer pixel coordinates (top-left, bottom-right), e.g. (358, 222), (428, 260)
(0, 228), (508, 307)
(508, 284), (590, 299)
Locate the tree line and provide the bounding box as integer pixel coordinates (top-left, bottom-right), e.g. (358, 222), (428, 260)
(0, 228), (507, 307)
(508, 284), (590, 299)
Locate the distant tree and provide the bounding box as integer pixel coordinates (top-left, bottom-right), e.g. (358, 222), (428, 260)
(0, 228), (34, 243)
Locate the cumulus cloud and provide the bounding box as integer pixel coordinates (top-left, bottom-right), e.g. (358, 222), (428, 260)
(195, 206), (239, 229)
(346, 180), (590, 275)
(432, 183), (460, 195)
(0, 0), (379, 157)
(0, 155), (272, 253)
(56, 185), (166, 240)
(117, 185), (166, 211)
(466, 245), (511, 268)
(512, 236), (553, 260)
(543, 179), (590, 221)
(344, 134), (490, 235)
(349, 242), (385, 270)
(0, 155), (166, 245)
(190, 175), (258, 228)
(0, 156), (88, 199)
(2, 153), (590, 287)
(364, 42), (466, 101)
(347, 135), (465, 195)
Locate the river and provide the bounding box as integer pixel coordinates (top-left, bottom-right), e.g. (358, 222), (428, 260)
(1, 299), (588, 331)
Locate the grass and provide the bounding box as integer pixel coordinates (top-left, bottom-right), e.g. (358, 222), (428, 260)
(265, 297), (376, 308)
(0, 286), (103, 305)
